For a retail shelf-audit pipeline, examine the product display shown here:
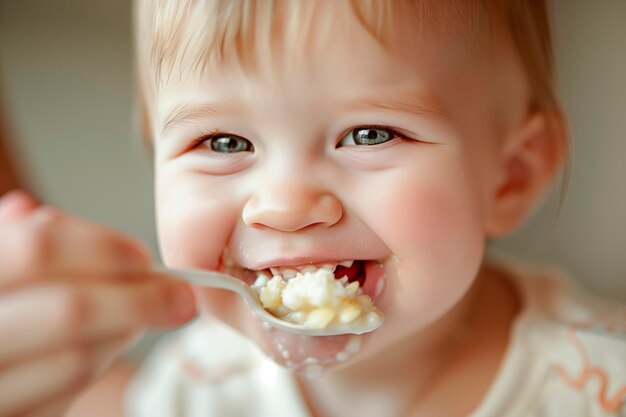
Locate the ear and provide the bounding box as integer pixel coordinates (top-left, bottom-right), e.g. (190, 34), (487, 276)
(485, 110), (568, 238)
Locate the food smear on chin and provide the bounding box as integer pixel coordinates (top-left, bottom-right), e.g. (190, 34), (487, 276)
(251, 267), (383, 331)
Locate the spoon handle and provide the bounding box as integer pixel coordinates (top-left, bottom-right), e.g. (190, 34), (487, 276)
(157, 266), (255, 300)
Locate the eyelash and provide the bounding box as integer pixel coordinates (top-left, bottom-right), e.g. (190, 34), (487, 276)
(189, 128), (225, 149)
(189, 125), (417, 150)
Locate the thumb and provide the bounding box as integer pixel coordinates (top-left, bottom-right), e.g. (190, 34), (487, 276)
(0, 190), (39, 221)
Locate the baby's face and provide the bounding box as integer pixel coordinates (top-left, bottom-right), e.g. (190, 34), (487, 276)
(151, 3), (524, 370)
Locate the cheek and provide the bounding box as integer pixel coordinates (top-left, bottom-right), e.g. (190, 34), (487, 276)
(392, 185), (485, 294)
(156, 172), (240, 269)
(156, 172), (246, 321)
(357, 159), (486, 329)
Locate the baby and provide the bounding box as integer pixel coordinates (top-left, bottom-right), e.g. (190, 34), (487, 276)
(126, 1), (626, 415)
(1, 0), (625, 416)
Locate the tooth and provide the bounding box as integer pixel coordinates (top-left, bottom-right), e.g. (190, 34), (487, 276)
(346, 281), (360, 295)
(300, 265), (317, 274)
(321, 263), (337, 272)
(270, 267), (281, 277)
(256, 270), (271, 279)
(338, 260), (354, 268)
(281, 268), (298, 279)
(252, 274), (269, 289)
(339, 276), (348, 285)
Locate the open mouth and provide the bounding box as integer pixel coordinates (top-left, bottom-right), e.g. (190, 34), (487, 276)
(223, 258), (384, 301)
(220, 257), (385, 333)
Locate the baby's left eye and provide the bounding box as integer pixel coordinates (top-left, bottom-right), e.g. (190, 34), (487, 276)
(338, 127), (396, 146)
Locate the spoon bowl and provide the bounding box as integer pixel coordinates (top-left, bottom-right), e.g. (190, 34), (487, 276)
(162, 267), (382, 336)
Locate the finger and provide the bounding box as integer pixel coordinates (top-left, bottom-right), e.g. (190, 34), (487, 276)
(0, 277), (195, 364)
(0, 190), (38, 222)
(43, 211), (152, 273)
(0, 208), (151, 290)
(0, 335), (130, 416)
(17, 391), (76, 417)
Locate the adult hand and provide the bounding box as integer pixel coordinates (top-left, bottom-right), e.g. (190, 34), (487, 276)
(0, 191), (196, 416)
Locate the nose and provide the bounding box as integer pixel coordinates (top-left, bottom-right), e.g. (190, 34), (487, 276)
(242, 184), (343, 232)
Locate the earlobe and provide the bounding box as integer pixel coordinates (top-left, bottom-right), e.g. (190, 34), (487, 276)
(485, 111), (567, 238)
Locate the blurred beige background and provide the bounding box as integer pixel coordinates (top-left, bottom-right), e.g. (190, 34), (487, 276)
(0, 0), (625, 302)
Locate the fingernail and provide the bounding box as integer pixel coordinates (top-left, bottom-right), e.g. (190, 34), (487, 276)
(168, 283), (196, 322)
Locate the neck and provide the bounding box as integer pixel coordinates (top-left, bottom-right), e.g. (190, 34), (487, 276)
(298, 268), (488, 417)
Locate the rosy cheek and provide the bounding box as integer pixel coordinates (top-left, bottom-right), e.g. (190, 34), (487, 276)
(156, 175), (239, 270)
(365, 174), (485, 321)
(156, 176), (247, 320)
(400, 186), (482, 260)
(402, 189), (483, 293)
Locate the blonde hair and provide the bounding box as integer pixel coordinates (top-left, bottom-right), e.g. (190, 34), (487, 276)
(136, 0), (561, 105)
(135, 0), (570, 221)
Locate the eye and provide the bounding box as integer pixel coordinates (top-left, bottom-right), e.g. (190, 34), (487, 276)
(338, 127), (396, 146)
(202, 135), (254, 153)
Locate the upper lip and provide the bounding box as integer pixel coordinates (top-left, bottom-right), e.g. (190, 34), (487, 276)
(243, 257), (365, 271)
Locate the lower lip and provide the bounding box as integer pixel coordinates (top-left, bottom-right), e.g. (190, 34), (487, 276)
(252, 322), (359, 373)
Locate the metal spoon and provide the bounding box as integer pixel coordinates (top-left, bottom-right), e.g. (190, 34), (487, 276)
(162, 267), (382, 336)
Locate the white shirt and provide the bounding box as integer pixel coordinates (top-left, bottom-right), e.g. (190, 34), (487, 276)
(126, 260), (626, 417)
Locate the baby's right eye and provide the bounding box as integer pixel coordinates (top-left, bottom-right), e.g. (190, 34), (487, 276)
(200, 135), (254, 153)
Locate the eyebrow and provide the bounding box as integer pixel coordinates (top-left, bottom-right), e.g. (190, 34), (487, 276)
(160, 89), (449, 134)
(160, 100), (243, 134)
(345, 89), (450, 120)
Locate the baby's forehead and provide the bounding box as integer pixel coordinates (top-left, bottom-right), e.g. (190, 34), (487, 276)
(137, 0), (484, 94)
(153, 23), (465, 134)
